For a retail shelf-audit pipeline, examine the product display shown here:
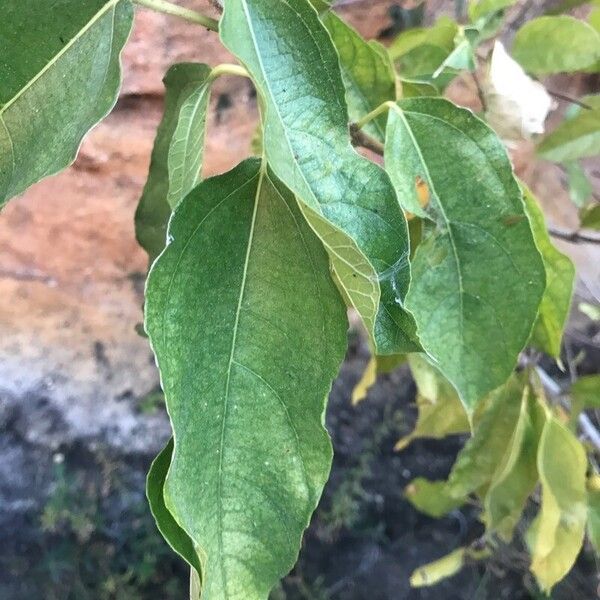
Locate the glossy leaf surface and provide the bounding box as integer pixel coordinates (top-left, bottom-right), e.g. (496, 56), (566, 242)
(145, 159), (348, 599)
(524, 188), (575, 357)
(135, 63), (212, 263)
(220, 0), (419, 355)
(386, 98), (545, 410)
(0, 0), (133, 206)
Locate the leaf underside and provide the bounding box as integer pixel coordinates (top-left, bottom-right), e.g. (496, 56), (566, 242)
(220, 0), (419, 355)
(135, 62), (213, 264)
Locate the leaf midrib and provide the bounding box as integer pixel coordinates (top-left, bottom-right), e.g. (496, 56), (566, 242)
(0, 0), (121, 117)
(216, 162), (265, 595)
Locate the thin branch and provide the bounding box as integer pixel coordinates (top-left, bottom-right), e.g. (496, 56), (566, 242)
(133, 0), (219, 31)
(349, 124), (384, 156)
(545, 89), (593, 110)
(534, 364), (600, 453)
(471, 70), (487, 112)
(548, 227), (600, 245)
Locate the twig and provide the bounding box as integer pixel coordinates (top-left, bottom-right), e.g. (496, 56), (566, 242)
(534, 364), (600, 452)
(133, 0), (219, 30)
(471, 70), (487, 112)
(349, 124), (384, 156)
(545, 89), (593, 110)
(548, 227), (600, 245)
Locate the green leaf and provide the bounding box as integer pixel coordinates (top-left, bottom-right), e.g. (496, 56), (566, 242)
(395, 354), (469, 450)
(580, 203), (600, 230)
(220, 0), (419, 355)
(386, 99), (545, 410)
(389, 17), (458, 60)
(405, 478), (464, 518)
(0, 0), (133, 207)
(135, 63), (213, 264)
(538, 103), (600, 162)
(484, 386), (544, 541)
(147, 438), (203, 579)
(400, 79), (440, 98)
(469, 0), (516, 21)
(523, 188), (575, 358)
(512, 16), (600, 74)
(145, 158), (348, 600)
(527, 412), (587, 593)
(565, 161), (593, 208)
(570, 374), (600, 421)
(322, 12), (396, 141)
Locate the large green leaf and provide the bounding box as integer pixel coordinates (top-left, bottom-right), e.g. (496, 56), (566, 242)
(484, 386), (543, 541)
(538, 103), (600, 163)
(135, 63), (213, 264)
(0, 0), (133, 207)
(527, 412), (587, 593)
(321, 12), (396, 142)
(220, 0), (419, 355)
(386, 98), (545, 410)
(523, 188), (575, 357)
(512, 16), (600, 74)
(147, 438), (203, 579)
(145, 158), (348, 600)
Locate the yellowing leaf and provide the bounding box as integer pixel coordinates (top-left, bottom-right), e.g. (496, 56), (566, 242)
(352, 353), (405, 405)
(395, 355), (469, 450)
(484, 387), (544, 541)
(527, 414), (588, 593)
(405, 477), (464, 518)
(523, 187), (575, 358)
(587, 478), (600, 555)
(446, 375), (524, 499)
(410, 548), (466, 587)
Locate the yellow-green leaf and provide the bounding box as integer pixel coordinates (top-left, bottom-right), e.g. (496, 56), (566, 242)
(523, 187), (575, 358)
(405, 477), (465, 518)
(395, 355), (469, 450)
(484, 386), (544, 541)
(351, 353), (405, 405)
(527, 413), (588, 593)
(410, 548), (466, 587)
